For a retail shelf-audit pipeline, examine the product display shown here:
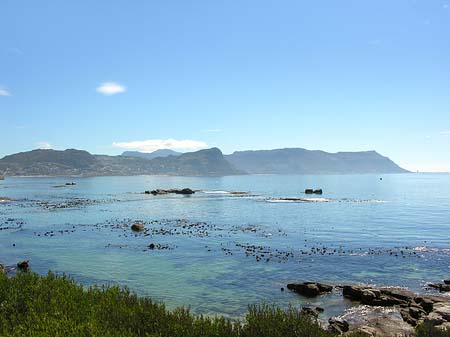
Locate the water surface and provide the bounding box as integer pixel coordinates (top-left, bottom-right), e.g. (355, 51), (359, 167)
(1, 174), (449, 318)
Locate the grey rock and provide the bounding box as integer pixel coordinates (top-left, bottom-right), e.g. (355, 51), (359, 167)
(287, 282), (333, 297)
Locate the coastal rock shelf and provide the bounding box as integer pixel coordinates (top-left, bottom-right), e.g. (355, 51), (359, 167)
(287, 281), (450, 335)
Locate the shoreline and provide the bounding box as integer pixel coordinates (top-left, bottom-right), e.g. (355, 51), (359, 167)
(0, 268), (448, 336)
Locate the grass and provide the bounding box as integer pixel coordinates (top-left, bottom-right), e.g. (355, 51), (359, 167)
(0, 271), (447, 336)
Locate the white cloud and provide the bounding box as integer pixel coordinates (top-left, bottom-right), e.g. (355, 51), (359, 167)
(440, 130), (450, 137)
(443, 4), (449, 9)
(36, 141), (53, 150)
(0, 88), (10, 96)
(113, 139), (208, 153)
(96, 82), (126, 95)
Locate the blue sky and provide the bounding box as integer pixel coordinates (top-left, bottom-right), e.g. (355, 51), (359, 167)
(1, 1), (449, 172)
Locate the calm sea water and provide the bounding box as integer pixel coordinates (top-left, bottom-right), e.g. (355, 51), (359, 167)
(1, 174), (450, 318)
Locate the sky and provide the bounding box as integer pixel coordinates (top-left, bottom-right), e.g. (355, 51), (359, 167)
(1, 1), (449, 172)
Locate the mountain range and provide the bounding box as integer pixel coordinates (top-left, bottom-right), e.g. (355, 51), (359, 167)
(225, 148), (407, 174)
(121, 149), (181, 160)
(0, 147), (408, 177)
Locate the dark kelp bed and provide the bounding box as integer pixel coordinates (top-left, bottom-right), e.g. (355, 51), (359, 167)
(0, 272), (448, 337)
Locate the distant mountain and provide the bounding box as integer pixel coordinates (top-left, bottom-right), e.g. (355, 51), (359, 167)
(0, 147), (408, 177)
(121, 149), (181, 160)
(0, 148), (241, 177)
(226, 148), (408, 174)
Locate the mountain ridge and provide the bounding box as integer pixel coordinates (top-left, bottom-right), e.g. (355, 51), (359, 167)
(0, 148), (242, 177)
(0, 147), (408, 177)
(121, 149), (182, 160)
(225, 148), (408, 174)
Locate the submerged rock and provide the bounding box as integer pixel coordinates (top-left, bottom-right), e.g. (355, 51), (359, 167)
(287, 282), (333, 297)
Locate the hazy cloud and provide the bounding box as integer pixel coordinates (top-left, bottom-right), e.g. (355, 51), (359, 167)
(440, 130), (450, 137)
(113, 139), (208, 153)
(36, 141), (53, 150)
(0, 88), (10, 96)
(96, 82), (126, 95)
(204, 129), (222, 133)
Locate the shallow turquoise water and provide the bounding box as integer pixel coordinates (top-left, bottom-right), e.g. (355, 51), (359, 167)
(1, 174), (450, 318)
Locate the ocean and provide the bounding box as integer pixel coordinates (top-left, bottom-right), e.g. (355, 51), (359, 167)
(1, 174), (449, 318)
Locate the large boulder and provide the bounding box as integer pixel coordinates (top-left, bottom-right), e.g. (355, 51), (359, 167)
(287, 282), (333, 297)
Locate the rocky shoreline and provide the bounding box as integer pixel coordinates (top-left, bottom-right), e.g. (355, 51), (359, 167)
(2, 257), (450, 336)
(287, 281), (450, 336)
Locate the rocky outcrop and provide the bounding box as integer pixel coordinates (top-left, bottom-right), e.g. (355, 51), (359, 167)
(0, 264), (5, 274)
(287, 282), (333, 297)
(339, 306), (414, 336)
(145, 188), (195, 195)
(290, 281), (450, 335)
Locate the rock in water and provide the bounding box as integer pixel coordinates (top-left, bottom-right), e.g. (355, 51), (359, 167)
(428, 282), (450, 292)
(287, 282), (333, 297)
(304, 189), (314, 194)
(131, 223), (145, 232)
(17, 260), (30, 272)
(313, 189), (323, 194)
(149, 188), (195, 195)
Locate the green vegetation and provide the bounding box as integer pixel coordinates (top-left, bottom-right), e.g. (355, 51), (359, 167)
(0, 271), (447, 336)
